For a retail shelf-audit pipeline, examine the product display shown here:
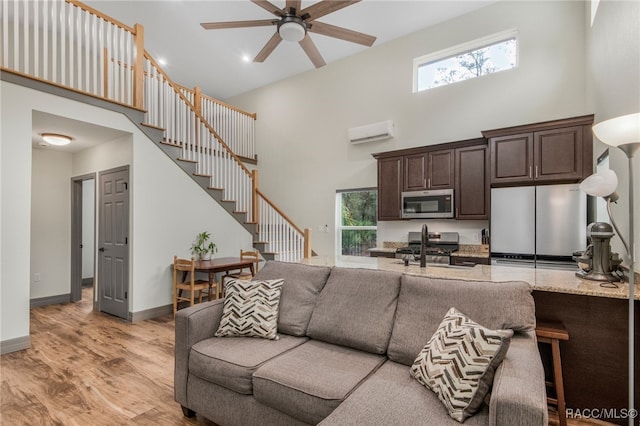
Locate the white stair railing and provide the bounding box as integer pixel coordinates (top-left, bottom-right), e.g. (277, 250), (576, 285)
(0, 0), (139, 107)
(257, 190), (308, 262)
(200, 94), (256, 161)
(1, 0), (309, 260)
(142, 54), (254, 223)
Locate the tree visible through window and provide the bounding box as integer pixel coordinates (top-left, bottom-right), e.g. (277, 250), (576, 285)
(336, 190), (377, 256)
(414, 30), (518, 92)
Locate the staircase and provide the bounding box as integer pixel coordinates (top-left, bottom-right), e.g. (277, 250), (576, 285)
(0, 0), (311, 262)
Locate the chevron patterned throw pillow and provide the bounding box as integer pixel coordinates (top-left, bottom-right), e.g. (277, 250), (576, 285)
(214, 279), (284, 340)
(410, 307), (513, 423)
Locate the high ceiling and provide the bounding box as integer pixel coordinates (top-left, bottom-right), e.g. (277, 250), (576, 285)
(85, 1), (495, 100)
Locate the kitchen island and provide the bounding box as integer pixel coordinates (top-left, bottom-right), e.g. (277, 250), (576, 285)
(302, 255), (639, 300)
(301, 255), (639, 424)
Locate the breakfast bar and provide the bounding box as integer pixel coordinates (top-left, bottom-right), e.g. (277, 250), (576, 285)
(302, 256), (640, 425)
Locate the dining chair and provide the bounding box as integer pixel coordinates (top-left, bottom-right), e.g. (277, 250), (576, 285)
(221, 250), (260, 296)
(173, 256), (217, 316)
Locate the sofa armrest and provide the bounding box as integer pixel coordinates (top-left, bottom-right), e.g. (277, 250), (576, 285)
(489, 331), (548, 426)
(174, 299), (224, 406)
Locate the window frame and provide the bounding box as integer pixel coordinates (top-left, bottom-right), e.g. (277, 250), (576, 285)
(335, 188), (378, 257)
(412, 28), (519, 93)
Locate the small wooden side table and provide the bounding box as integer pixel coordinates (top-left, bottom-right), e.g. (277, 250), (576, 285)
(536, 322), (570, 426)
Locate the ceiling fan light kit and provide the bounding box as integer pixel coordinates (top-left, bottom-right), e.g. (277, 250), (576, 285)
(201, 0), (376, 68)
(278, 18), (306, 42)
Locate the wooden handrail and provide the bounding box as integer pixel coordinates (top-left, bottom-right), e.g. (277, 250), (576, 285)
(255, 189), (304, 236)
(143, 51), (252, 177)
(68, 0), (136, 34)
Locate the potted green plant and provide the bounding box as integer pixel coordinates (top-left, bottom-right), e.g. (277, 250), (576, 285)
(191, 231), (217, 261)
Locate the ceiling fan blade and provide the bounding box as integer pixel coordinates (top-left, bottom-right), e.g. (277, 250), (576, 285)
(286, 0), (301, 14)
(254, 33), (283, 63)
(300, 0), (361, 21)
(251, 0), (285, 17)
(308, 21), (376, 47)
(201, 19), (276, 30)
(299, 35), (326, 68)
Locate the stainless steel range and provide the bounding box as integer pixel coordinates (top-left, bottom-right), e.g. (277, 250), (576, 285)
(395, 231), (459, 265)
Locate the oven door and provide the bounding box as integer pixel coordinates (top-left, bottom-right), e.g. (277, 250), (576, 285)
(401, 189), (454, 219)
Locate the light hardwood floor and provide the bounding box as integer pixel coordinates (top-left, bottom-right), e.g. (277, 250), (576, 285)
(1, 288), (615, 425)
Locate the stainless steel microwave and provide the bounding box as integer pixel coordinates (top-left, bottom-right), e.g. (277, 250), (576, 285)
(401, 189), (455, 219)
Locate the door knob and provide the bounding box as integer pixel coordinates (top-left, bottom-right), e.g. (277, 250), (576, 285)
(98, 247), (105, 252)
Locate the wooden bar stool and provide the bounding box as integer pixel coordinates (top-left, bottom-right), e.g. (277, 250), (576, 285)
(536, 322), (570, 426)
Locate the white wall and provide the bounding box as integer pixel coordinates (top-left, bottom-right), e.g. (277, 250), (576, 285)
(229, 1), (588, 256)
(81, 179), (95, 280)
(30, 148), (73, 300)
(1, 80), (254, 348)
(586, 0), (640, 272)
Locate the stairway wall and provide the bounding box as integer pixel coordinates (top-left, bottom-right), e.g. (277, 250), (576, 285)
(0, 80), (252, 350)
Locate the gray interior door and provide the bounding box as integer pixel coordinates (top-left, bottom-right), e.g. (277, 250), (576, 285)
(98, 166), (129, 319)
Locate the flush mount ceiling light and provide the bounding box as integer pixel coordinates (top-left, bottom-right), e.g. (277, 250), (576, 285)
(41, 133), (72, 146)
(278, 16), (306, 43)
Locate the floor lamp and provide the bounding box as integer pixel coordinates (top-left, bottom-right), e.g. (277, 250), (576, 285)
(592, 112), (639, 425)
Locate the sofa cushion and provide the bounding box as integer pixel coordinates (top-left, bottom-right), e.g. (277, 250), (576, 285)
(189, 334), (308, 394)
(318, 361), (489, 426)
(410, 307), (513, 423)
(388, 275), (535, 365)
(252, 340), (387, 424)
(306, 267), (401, 354)
(253, 261), (331, 337)
(215, 279), (284, 340)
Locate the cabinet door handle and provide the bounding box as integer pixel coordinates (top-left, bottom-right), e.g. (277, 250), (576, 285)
(427, 178), (431, 188)
(529, 166), (532, 178)
(535, 166), (538, 178)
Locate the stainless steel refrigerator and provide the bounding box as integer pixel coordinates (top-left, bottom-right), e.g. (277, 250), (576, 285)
(490, 184), (587, 269)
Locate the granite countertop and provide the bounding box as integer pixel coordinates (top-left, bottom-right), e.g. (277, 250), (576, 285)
(301, 255), (640, 301)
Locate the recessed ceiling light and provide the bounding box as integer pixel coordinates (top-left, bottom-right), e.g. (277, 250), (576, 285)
(158, 57), (167, 66)
(242, 55), (251, 63)
(41, 133), (72, 146)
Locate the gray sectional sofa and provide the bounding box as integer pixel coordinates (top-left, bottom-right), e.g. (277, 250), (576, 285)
(174, 261), (548, 426)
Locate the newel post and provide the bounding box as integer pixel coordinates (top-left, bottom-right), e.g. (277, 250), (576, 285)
(252, 169), (259, 224)
(194, 86), (202, 116)
(304, 228), (312, 259)
(132, 23), (145, 109)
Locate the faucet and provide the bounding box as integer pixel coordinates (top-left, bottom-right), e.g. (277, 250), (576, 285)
(420, 223), (429, 268)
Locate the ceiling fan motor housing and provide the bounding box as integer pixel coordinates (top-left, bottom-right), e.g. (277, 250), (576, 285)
(278, 15), (307, 42)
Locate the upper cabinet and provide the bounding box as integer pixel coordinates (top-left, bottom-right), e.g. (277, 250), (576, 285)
(455, 143), (489, 220)
(374, 140), (485, 221)
(377, 156), (403, 221)
(404, 149), (454, 191)
(483, 115), (593, 186)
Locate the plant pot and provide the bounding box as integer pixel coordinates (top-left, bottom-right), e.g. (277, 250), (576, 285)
(201, 252), (212, 261)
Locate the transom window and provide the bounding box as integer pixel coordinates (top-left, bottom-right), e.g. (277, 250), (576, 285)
(413, 29), (518, 93)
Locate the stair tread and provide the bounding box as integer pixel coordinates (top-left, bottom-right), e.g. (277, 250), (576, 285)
(177, 157), (197, 163)
(141, 122), (166, 131)
(194, 173), (212, 178)
(160, 140), (181, 147)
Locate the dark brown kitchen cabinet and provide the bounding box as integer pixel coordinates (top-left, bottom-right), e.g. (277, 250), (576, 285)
(404, 149), (454, 191)
(455, 143), (489, 219)
(484, 115), (593, 186)
(377, 156), (403, 220)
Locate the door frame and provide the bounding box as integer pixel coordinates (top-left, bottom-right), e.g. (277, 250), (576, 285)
(70, 173), (97, 304)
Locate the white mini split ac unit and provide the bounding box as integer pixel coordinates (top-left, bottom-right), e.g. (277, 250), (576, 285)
(347, 120), (395, 144)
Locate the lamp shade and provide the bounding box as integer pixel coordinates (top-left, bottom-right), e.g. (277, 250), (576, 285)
(592, 113), (640, 147)
(279, 21), (305, 42)
(580, 169), (618, 197)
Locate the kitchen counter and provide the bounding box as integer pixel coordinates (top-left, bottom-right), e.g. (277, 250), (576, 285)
(301, 255), (639, 301)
